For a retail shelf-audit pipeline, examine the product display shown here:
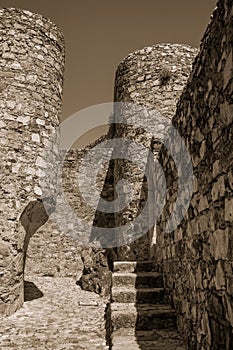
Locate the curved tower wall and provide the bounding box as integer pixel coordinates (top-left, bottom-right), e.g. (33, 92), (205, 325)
(0, 8), (65, 316)
(113, 44), (198, 260)
(114, 44), (198, 117)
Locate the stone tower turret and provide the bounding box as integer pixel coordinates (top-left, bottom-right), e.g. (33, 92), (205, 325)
(114, 43), (198, 116)
(113, 44), (198, 260)
(0, 8), (65, 316)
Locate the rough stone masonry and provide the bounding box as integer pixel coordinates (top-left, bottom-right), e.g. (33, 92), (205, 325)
(112, 43), (198, 261)
(0, 8), (65, 316)
(156, 0), (233, 349)
(0, 1), (232, 350)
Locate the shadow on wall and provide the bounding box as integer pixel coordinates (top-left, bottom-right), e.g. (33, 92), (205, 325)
(20, 198), (55, 303)
(90, 158), (116, 247)
(24, 281), (44, 302)
(20, 198), (55, 270)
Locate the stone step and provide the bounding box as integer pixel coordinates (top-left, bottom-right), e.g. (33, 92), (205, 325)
(110, 260), (182, 348)
(112, 340), (186, 350)
(111, 303), (176, 331)
(112, 272), (163, 288)
(111, 286), (167, 304)
(113, 261), (159, 273)
(112, 329), (187, 350)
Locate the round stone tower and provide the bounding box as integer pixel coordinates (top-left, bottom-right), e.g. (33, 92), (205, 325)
(114, 43), (198, 116)
(113, 44), (198, 260)
(0, 8), (65, 316)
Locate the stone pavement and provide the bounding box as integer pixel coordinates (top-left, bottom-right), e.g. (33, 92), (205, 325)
(0, 264), (187, 350)
(0, 277), (109, 350)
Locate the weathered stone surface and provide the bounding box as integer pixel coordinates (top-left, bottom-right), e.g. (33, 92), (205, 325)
(0, 1), (232, 349)
(0, 240), (10, 257)
(113, 44), (198, 261)
(111, 261), (187, 349)
(25, 224), (83, 278)
(24, 138), (113, 281)
(156, 0), (233, 349)
(77, 247), (112, 298)
(0, 8), (65, 316)
(0, 277), (109, 349)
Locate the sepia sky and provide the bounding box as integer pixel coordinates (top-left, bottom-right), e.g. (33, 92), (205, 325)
(0, 0), (217, 146)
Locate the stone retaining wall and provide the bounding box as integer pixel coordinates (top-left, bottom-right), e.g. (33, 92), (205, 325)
(156, 0), (233, 348)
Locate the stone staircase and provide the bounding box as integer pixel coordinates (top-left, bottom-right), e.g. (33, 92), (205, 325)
(110, 261), (187, 350)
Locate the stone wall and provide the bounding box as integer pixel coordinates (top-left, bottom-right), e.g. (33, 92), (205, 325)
(113, 44), (198, 261)
(25, 137), (113, 297)
(156, 0), (233, 348)
(0, 8), (65, 316)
